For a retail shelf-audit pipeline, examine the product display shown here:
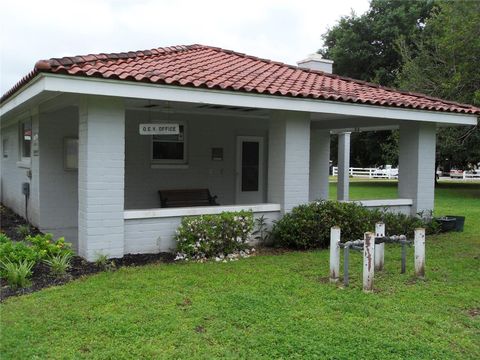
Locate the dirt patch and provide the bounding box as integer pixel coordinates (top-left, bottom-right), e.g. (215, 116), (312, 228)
(317, 276), (333, 284)
(195, 325), (206, 333)
(467, 308), (480, 317)
(0, 204), (174, 302)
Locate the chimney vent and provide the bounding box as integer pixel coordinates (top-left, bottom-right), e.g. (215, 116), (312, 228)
(297, 54), (334, 74)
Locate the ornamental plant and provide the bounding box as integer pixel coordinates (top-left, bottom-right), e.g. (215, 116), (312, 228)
(0, 238), (39, 273)
(0, 258), (35, 289)
(44, 252), (73, 277)
(26, 233), (72, 259)
(271, 200), (437, 250)
(175, 210), (254, 261)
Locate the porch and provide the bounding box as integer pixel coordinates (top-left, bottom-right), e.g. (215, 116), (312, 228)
(72, 95), (438, 260)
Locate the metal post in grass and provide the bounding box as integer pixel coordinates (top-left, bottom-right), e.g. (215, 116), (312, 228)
(363, 232), (375, 292)
(343, 244), (350, 287)
(401, 239), (407, 274)
(414, 228), (426, 278)
(374, 222), (385, 271)
(329, 226), (341, 283)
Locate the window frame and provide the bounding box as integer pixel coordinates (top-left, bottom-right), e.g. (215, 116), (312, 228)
(18, 118), (32, 167)
(150, 121), (188, 166)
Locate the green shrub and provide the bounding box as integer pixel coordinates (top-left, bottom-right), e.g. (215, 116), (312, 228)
(94, 253), (116, 271)
(26, 233), (72, 259)
(271, 200), (436, 250)
(0, 232), (10, 244)
(0, 259), (35, 289)
(175, 211), (254, 260)
(16, 224), (32, 239)
(44, 253), (73, 277)
(0, 239), (39, 266)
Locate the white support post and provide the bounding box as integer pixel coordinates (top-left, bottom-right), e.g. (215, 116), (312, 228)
(329, 226), (341, 283)
(309, 129), (330, 201)
(414, 228), (426, 278)
(398, 122), (436, 216)
(374, 222), (385, 271)
(337, 132), (351, 201)
(78, 96), (125, 261)
(268, 110), (311, 213)
(363, 232), (375, 292)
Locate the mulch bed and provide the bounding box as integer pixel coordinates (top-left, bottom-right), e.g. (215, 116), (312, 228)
(0, 204), (41, 241)
(0, 204), (174, 302)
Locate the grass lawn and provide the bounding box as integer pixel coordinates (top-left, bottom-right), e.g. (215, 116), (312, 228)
(1, 181), (479, 359)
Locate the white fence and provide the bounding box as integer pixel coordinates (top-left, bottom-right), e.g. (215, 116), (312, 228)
(332, 166), (398, 179)
(461, 171), (480, 180)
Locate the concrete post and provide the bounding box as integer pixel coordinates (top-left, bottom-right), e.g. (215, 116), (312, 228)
(363, 232), (375, 292)
(414, 228), (426, 278)
(309, 129), (330, 201)
(398, 122), (436, 216)
(268, 111), (310, 213)
(78, 96), (125, 261)
(337, 132), (351, 201)
(329, 226), (341, 283)
(374, 222), (385, 271)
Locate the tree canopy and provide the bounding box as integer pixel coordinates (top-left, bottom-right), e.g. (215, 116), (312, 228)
(320, 0), (434, 86)
(397, 0), (480, 168)
(321, 0), (479, 169)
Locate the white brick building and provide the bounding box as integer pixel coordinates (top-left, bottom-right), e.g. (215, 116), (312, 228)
(1, 45), (478, 260)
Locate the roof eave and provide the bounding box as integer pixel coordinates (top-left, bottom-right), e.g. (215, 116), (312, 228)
(1, 73), (478, 126)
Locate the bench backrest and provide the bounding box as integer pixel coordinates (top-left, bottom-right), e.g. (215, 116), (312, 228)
(158, 188), (218, 208)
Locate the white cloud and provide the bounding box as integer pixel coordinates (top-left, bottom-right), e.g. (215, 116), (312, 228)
(0, 0), (369, 94)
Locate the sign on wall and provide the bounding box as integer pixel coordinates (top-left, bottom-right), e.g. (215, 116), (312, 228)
(139, 123), (179, 135)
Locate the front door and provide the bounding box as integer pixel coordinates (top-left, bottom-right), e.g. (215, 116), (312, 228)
(236, 136), (264, 204)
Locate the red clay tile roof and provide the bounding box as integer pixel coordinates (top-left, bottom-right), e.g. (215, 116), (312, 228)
(2, 44), (479, 115)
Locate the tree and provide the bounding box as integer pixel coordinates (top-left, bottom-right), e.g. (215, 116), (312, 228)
(320, 0), (434, 86)
(397, 0), (480, 169)
(320, 0), (435, 168)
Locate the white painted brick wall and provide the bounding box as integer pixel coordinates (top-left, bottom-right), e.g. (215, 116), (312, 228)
(309, 129), (330, 201)
(38, 106), (79, 248)
(0, 113), (41, 226)
(124, 210), (281, 254)
(268, 111), (310, 213)
(78, 96), (125, 260)
(398, 122), (436, 215)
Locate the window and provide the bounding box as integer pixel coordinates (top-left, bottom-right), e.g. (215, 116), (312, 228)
(152, 124), (186, 164)
(64, 138), (79, 170)
(2, 137), (8, 159)
(20, 119), (32, 160)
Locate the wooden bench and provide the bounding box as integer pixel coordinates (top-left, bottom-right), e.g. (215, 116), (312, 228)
(158, 188), (219, 208)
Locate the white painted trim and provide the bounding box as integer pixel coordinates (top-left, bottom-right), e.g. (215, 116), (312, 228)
(124, 203), (281, 219)
(150, 164), (189, 169)
(2, 73), (477, 125)
(0, 75), (45, 117)
(16, 160), (31, 169)
(342, 198), (413, 207)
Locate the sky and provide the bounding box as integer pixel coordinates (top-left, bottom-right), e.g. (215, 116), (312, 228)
(0, 0), (370, 95)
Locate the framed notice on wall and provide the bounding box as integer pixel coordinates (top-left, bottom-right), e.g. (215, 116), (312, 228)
(64, 137), (78, 170)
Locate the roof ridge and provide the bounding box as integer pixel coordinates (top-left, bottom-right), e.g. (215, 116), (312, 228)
(34, 44), (204, 71)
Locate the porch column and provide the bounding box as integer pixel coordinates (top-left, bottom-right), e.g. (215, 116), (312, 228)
(398, 122), (436, 216)
(268, 110), (310, 213)
(337, 131), (351, 201)
(78, 96), (125, 261)
(309, 129), (330, 201)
